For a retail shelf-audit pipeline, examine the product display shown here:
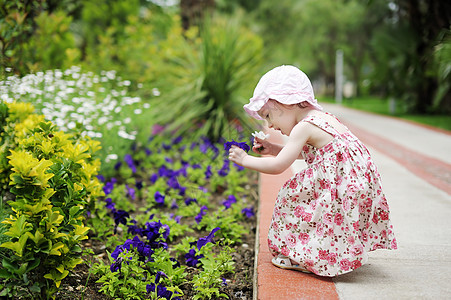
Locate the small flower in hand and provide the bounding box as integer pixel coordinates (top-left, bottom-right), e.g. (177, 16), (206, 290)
(252, 131), (270, 152)
(252, 130), (270, 140)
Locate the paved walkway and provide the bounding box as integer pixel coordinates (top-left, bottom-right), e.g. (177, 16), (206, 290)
(255, 103), (451, 299)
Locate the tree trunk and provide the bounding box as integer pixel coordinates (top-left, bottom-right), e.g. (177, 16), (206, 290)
(401, 0), (451, 113)
(180, 0), (215, 30)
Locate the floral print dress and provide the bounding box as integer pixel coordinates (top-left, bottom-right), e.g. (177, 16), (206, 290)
(267, 114), (397, 277)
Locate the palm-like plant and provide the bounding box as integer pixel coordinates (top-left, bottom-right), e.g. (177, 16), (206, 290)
(149, 15), (263, 141)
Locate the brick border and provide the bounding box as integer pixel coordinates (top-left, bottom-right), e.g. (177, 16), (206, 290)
(255, 130), (339, 300)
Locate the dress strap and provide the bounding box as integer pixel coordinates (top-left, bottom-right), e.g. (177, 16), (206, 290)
(301, 114), (342, 137)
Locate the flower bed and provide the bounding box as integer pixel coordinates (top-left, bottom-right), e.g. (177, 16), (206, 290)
(57, 134), (258, 299)
(1, 68), (258, 299)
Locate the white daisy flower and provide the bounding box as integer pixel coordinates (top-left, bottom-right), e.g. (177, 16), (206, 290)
(252, 130), (270, 140)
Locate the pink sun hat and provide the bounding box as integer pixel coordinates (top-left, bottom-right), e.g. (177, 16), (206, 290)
(244, 65), (323, 120)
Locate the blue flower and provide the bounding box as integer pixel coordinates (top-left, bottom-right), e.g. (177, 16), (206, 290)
(150, 173), (158, 183)
(224, 140), (250, 153)
(184, 197), (197, 206)
(125, 184), (136, 200)
(205, 165), (212, 179)
(124, 154), (137, 173)
(197, 227), (220, 250)
(242, 207), (255, 218)
(135, 180), (143, 190)
(105, 197), (115, 210)
(222, 195), (237, 209)
(234, 163), (245, 171)
(171, 200), (179, 209)
(155, 271), (167, 284)
(158, 165), (172, 177)
(110, 256), (123, 272)
(167, 176), (180, 189)
(218, 159), (230, 177)
(172, 136), (183, 145)
(154, 191), (165, 205)
(185, 248), (204, 267)
(113, 209), (129, 226)
(96, 174), (105, 182)
(195, 205), (208, 224)
(103, 180), (115, 195)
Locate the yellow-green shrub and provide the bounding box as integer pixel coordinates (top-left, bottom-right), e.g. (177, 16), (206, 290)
(0, 101), (103, 298)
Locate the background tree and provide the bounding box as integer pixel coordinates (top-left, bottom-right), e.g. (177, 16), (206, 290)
(392, 0), (451, 113)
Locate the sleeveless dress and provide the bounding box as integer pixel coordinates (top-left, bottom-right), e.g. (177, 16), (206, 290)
(267, 113), (397, 276)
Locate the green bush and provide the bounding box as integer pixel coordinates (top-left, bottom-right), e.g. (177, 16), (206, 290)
(20, 11), (81, 73)
(0, 101), (103, 299)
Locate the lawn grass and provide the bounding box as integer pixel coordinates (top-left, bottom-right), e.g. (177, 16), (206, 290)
(320, 96), (451, 132)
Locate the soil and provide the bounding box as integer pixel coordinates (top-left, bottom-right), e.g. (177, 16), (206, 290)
(53, 174), (259, 300)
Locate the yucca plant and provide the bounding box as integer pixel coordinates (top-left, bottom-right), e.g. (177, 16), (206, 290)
(149, 14), (264, 141)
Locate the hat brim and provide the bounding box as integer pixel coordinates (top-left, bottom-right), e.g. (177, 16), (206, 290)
(243, 98), (266, 120)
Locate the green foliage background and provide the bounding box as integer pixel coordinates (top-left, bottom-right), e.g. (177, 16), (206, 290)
(0, 0), (450, 128)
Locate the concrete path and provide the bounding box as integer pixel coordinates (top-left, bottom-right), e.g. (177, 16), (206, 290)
(255, 103), (451, 299)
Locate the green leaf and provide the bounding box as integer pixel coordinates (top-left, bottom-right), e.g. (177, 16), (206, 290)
(3, 215), (29, 238)
(69, 206), (80, 217)
(0, 268), (12, 279)
(0, 233), (29, 257)
(26, 229), (45, 245)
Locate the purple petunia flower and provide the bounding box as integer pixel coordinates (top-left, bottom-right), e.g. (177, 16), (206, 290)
(172, 136), (183, 145)
(171, 200), (179, 209)
(150, 173), (158, 184)
(222, 195), (237, 209)
(154, 191), (165, 205)
(125, 184), (136, 200)
(124, 154), (137, 173)
(105, 197), (115, 210)
(167, 177), (180, 189)
(195, 206), (208, 224)
(242, 207), (255, 218)
(113, 209), (129, 226)
(234, 163), (245, 171)
(110, 256), (123, 272)
(218, 159), (230, 177)
(103, 180), (115, 195)
(197, 227), (220, 250)
(224, 140), (250, 153)
(184, 198), (197, 206)
(136, 180), (143, 190)
(185, 248), (204, 267)
(205, 165), (212, 179)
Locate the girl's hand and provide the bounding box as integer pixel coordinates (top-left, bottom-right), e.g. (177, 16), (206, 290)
(252, 137), (272, 155)
(228, 146), (247, 166)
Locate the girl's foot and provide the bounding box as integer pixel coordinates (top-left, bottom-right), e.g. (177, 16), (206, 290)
(271, 255), (312, 273)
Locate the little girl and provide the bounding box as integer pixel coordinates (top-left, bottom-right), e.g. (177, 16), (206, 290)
(228, 65), (397, 276)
